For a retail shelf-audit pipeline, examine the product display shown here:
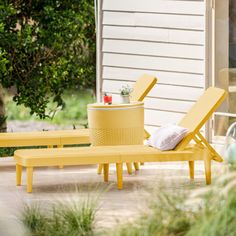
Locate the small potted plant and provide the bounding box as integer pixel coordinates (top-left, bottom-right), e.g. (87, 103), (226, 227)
(120, 84), (133, 104)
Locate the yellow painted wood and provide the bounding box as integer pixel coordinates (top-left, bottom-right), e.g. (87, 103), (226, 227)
(126, 163), (132, 174)
(13, 144), (212, 192)
(116, 163), (123, 190)
(103, 164), (109, 182)
(57, 145), (64, 169)
(175, 87), (227, 150)
(204, 155), (211, 185)
(179, 87), (227, 134)
(188, 161), (194, 180)
(16, 164), (22, 186)
(14, 147), (121, 166)
(133, 162), (139, 171)
(0, 129), (90, 148)
(97, 164), (103, 174)
(130, 74), (157, 102)
(197, 132), (223, 162)
(27, 167), (33, 193)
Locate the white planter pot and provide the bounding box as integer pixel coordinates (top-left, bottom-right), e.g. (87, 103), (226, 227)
(120, 95), (130, 104)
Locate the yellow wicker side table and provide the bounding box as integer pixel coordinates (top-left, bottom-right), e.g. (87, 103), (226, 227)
(87, 102), (144, 175)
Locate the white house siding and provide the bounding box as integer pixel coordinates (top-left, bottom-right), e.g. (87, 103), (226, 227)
(99, 0), (206, 133)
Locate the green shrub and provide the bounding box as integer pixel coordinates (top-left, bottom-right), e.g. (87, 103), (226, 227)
(0, 147), (16, 157)
(22, 198), (97, 236)
(5, 89), (95, 126)
(0, 0), (96, 119)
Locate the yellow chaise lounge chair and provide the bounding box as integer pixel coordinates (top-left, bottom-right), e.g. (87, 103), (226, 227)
(14, 87), (226, 193)
(1, 74), (157, 152)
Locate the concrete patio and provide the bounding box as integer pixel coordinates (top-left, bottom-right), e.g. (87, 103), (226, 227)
(0, 155), (224, 230)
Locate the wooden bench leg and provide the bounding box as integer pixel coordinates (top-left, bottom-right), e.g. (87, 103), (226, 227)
(126, 163), (132, 175)
(133, 162), (139, 171)
(16, 164), (22, 186)
(204, 156), (211, 185)
(57, 145), (64, 169)
(103, 164), (109, 182)
(116, 163), (123, 189)
(26, 167), (33, 193)
(97, 164), (103, 174)
(188, 161), (194, 180)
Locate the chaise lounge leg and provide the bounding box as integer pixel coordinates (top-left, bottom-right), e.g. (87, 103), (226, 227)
(116, 163), (123, 189)
(99, 163), (133, 175)
(57, 145), (64, 169)
(97, 164), (103, 174)
(126, 163), (132, 174)
(204, 156), (211, 185)
(103, 164), (109, 182)
(133, 162), (139, 171)
(188, 161), (194, 180)
(26, 167), (33, 193)
(16, 164), (22, 186)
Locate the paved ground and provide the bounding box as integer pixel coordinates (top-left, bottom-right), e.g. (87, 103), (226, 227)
(0, 157), (223, 231)
(1, 121), (225, 233)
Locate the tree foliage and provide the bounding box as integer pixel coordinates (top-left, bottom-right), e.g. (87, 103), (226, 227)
(0, 0), (96, 118)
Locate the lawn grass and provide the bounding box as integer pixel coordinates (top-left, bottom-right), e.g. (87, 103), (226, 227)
(5, 89), (95, 127)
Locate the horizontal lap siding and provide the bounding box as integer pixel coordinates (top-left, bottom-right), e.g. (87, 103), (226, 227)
(103, 0), (205, 15)
(103, 26), (205, 45)
(102, 67), (204, 87)
(103, 12), (204, 31)
(100, 0), (206, 129)
(103, 53), (204, 74)
(103, 39), (204, 59)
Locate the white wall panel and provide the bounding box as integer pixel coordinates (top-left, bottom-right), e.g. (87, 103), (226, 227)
(103, 39), (204, 59)
(103, 53), (204, 74)
(103, 12), (204, 30)
(103, 67), (204, 87)
(103, 26), (204, 45)
(99, 0), (206, 129)
(103, 0), (205, 15)
(102, 79), (203, 101)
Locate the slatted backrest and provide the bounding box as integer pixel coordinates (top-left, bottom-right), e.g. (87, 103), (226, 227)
(130, 74), (157, 102)
(175, 87), (226, 151)
(178, 87), (227, 134)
